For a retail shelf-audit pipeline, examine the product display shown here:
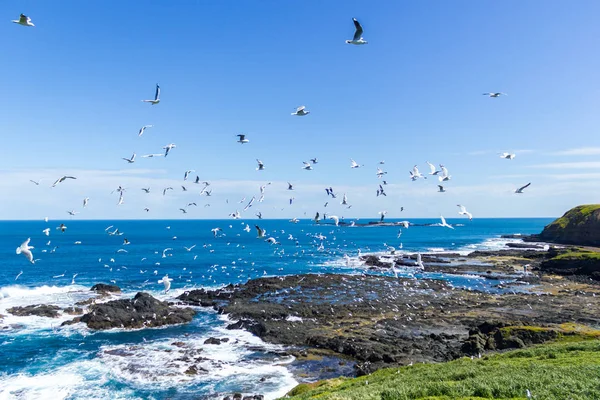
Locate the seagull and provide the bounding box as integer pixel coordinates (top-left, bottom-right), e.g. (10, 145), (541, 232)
(377, 184), (387, 197)
(416, 253), (424, 269)
(52, 176), (76, 187)
(67, 210), (79, 216)
(256, 159), (265, 171)
(158, 274), (173, 293)
(409, 166), (425, 181)
(83, 197), (89, 207)
(16, 238), (35, 264)
(243, 197), (255, 211)
(350, 159), (363, 169)
(376, 168), (387, 178)
(122, 153), (136, 163)
(184, 244), (196, 251)
(237, 134), (249, 144)
(341, 193), (348, 205)
(287, 182), (294, 190)
(302, 161), (313, 170)
(229, 210), (241, 219)
(500, 152), (516, 160)
(211, 227), (223, 237)
(255, 225), (266, 238)
(439, 215), (454, 229)
(179, 208), (187, 214)
(142, 153), (163, 158)
(15, 271), (23, 280)
(161, 248), (173, 258)
(141, 188), (150, 193)
(142, 84), (161, 105)
(426, 161), (440, 175)
(438, 165), (451, 182)
(12, 14), (34, 27)
(138, 125), (153, 137)
(438, 185), (446, 193)
(144, 207), (150, 212)
(483, 92), (507, 97)
(256, 212), (263, 219)
(310, 158), (318, 164)
(457, 205), (473, 220)
(183, 170), (195, 181)
(29, 179), (41, 185)
(42, 228), (50, 236)
(346, 18), (367, 45)
(291, 106), (310, 116)
(163, 187), (173, 196)
(265, 237), (280, 245)
(117, 193), (124, 205)
(57, 223), (67, 232)
(378, 210), (387, 222)
(515, 183), (531, 194)
(163, 143), (176, 157)
(329, 215), (340, 226)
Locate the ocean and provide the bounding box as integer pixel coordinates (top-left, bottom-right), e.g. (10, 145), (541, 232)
(0, 218), (552, 399)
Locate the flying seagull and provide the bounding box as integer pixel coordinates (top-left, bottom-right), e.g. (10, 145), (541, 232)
(256, 159), (265, 171)
(500, 152), (516, 160)
(346, 18), (367, 45)
(83, 197), (89, 208)
(12, 14), (34, 27)
(440, 215), (454, 229)
(122, 153), (136, 163)
(302, 161), (313, 170)
(291, 106), (310, 116)
(457, 205), (473, 220)
(52, 176), (76, 187)
(163, 143), (176, 157)
(29, 179), (41, 185)
(237, 134), (249, 144)
(16, 238), (34, 264)
(142, 84), (161, 105)
(183, 170), (195, 181)
(409, 166), (425, 181)
(438, 185), (446, 193)
(483, 92), (507, 98)
(141, 188), (150, 193)
(138, 125), (153, 137)
(350, 159), (362, 169)
(427, 161), (440, 175)
(142, 153), (163, 158)
(310, 158), (318, 164)
(515, 183), (531, 194)
(158, 274), (173, 293)
(255, 225), (266, 238)
(438, 165), (451, 182)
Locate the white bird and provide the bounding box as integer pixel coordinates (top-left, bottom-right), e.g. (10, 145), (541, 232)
(117, 193), (124, 205)
(142, 84), (161, 105)
(291, 106), (310, 116)
(183, 170), (195, 181)
(163, 143), (176, 157)
(409, 166), (425, 181)
(122, 153), (136, 163)
(12, 14), (34, 27)
(42, 228), (50, 236)
(439, 215), (454, 229)
(483, 92), (507, 97)
(329, 215), (340, 226)
(158, 274), (173, 293)
(457, 204), (473, 220)
(83, 197), (89, 208)
(346, 18), (367, 45)
(350, 159), (363, 169)
(138, 125), (153, 137)
(229, 210), (241, 219)
(163, 187), (173, 196)
(416, 253), (424, 269)
(265, 237), (280, 245)
(211, 227), (223, 237)
(15, 271), (23, 280)
(52, 176), (76, 187)
(67, 210), (79, 216)
(426, 161), (440, 175)
(515, 182), (531, 194)
(162, 248), (172, 258)
(302, 161), (313, 170)
(16, 238), (35, 264)
(30, 179), (41, 185)
(399, 221), (410, 229)
(243, 197), (255, 211)
(237, 134), (249, 144)
(184, 244), (196, 251)
(500, 152), (516, 160)
(142, 153), (163, 158)
(438, 185), (446, 193)
(376, 168), (387, 178)
(341, 193), (348, 205)
(255, 225), (266, 238)
(256, 159), (265, 171)
(438, 165), (451, 182)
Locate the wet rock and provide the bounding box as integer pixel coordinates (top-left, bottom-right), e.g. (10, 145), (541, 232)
(204, 337), (223, 345)
(63, 306), (83, 315)
(7, 304), (61, 318)
(90, 283), (121, 294)
(79, 292), (196, 330)
(361, 255), (389, 268)
(171, 341), (187, 348)
(540, 205), (600, 246)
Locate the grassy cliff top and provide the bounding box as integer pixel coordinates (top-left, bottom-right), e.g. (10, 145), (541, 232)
(546, 204), (600, 230)
(283, 336), (600, 400)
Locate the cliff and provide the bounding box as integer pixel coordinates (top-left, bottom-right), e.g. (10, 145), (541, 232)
(539, 204), (600, 246)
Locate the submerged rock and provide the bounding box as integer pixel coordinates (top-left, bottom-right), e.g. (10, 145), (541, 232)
(79, 292), (196, 330)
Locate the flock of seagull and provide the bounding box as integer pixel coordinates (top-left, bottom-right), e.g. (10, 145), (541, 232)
(12, 13), (531, 284)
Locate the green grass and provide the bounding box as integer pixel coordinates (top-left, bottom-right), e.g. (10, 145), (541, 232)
(547, 204), (600, 230)
(551, 249), (600, 261)
(282, 340), (600, 400)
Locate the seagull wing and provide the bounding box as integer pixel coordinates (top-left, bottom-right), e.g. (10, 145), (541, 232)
(296, 106), (305, 112)
(352, 18), (364, 41)
(154, 84), (160, 101)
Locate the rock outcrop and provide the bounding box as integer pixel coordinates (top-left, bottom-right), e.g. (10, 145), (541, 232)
(7, 304), (62, 318)
(76, 292), (196, 330)
(90, 283), (121, 294)
(540, 205), (600, 246)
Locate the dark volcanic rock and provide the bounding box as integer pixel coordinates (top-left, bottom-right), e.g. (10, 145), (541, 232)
(7, 304), (61, 318)
(540, 205), (600, 246)
(79, 292), (196, 330)
(204, 337), (229, 345)
(90, 283), (121, 294)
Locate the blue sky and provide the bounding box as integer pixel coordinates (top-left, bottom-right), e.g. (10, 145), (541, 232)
(2, 0), (600, 220)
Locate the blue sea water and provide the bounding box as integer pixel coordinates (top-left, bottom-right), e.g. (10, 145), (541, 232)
(0, 218), (552, 399)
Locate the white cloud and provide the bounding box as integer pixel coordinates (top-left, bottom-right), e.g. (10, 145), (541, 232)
(551, 147), (600, 156)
